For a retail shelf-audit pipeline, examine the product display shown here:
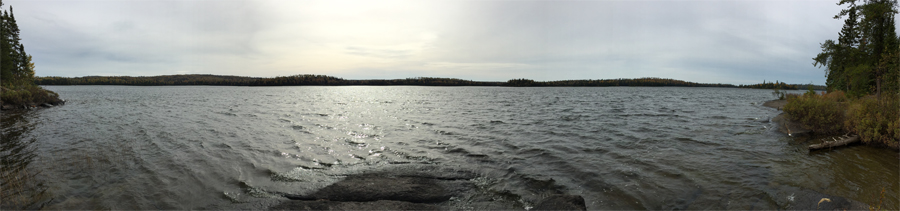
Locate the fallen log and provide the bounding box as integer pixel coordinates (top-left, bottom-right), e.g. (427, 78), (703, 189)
(809, 134), (860, 150)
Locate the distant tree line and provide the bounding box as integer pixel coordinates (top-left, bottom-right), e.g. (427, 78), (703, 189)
(35, 74), (835, 89)
(34, 74), (505, 86)
(792, 84), (828, 91)
(35, 75), (750, 87)
(738, 80), (799, 89)
(505, 77), (736, 87)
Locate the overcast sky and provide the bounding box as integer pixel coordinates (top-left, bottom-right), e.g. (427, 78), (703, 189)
(5, 0), (894, 85)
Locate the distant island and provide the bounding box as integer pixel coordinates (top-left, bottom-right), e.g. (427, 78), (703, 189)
(34, 74), (821, 89)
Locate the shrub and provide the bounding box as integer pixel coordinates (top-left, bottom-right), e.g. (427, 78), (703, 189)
(822, 90), (847, 102)
(0, 89), (32, 106)
(783, 92), (846, 135)
(26, 86), (60, 104)
(845, 94), (900, 149)
(0, 85), (61, 106)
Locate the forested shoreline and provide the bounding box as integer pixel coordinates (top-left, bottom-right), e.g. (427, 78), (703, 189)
(783, 0), (899, 150)
(35, 74), (820, 89)
(1, 0), (64, 109)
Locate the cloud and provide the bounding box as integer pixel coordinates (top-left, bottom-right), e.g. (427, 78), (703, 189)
(5, 0), (861, 84)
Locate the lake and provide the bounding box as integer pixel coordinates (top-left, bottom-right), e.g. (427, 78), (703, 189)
(1, 86), (897, 209)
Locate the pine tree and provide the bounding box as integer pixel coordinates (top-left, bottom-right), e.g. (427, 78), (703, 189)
(815, 0), (899, 96)
(0, 2), (36, 88)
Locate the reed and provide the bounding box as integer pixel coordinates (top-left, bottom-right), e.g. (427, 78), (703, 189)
(0, 147), (50, 209)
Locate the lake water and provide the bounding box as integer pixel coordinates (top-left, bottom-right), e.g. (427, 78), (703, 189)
(1, 86), (897, 210)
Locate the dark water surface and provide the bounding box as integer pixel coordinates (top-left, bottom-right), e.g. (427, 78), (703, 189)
(2, 86), (897, 210)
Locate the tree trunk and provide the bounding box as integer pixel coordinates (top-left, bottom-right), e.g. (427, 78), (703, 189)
(876, 74), (882, 97)
(809, 134), (860, 150)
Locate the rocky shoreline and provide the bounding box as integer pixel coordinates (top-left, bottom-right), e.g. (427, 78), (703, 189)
(0, 87), (66, 110)
(0, 100), (65, 110)
(762, 99), (811, 137)
(762, 99), (871, 210)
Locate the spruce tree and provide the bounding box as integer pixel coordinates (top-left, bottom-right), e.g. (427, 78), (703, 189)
(816, 0), (898, 96)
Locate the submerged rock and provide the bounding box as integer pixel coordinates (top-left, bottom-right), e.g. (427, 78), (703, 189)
(533, 194), (587, 211)
(780, 187), (868, 210)
(763, 99), (812, 137)
(283, 176), (464, 203)
(771, 113), (812, 137)
(270, 164), (587, 210)
(762, 99), (788, 110)
(271, 200), (439, 210)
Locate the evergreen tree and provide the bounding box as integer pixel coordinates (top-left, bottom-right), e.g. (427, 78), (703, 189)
(0, 1), (36, 89)
(815, 0), (899, 96)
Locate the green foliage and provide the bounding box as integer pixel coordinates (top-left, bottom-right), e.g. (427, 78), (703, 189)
(1, 3), (36, 88)
(0, 85), (60, 106)
(876, 42), (900, 95)
(846, 64), (875, 97)
(785, 90), (899, 149)
(845, 94), (900, 148)
(0, 88), (31, 105)
(815, 0), (899, 95)
(783, 92), (846, 135)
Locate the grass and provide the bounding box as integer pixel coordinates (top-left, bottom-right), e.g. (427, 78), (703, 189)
(868, 187), (888, 211)
(783, 91), (899, 149)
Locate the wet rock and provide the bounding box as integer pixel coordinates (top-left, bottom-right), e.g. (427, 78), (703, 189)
(271, 200), (439, 210)
(764, 99), (812, 136)
(532, 194), (587, 211)
(284, 176), (458, 203)
(763, 99), (788, 110)
(271, 164), (584, 210)
(781, 187), (868, 210)
(350, 164), (480, 181)
(40, 103), (53, 108)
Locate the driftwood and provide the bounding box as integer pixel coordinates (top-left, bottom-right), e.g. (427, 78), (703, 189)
(808, 134), (860, 150)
